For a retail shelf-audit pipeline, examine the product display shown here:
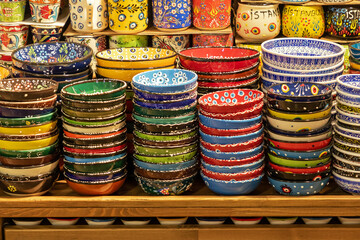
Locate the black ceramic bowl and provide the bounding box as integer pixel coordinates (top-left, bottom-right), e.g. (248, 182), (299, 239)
(62, 130), (127, 146)
(267, 96), (332, 112)
(133, 118), (198, 134)
(325, 6), (360, 39)
(267, 166), (331, 181)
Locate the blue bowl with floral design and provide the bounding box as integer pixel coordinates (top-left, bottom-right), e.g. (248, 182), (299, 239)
(268, 144), (332, 160)
(201, 172), (264, 195)
(201, 157), (264, 174)
(333, 171), (360, 195)
(133, 95), (197, 110)
(349, 42), (360, 58)
(11, 42), (93, 74)
(132, 83), (197, 101)
(261, 38), (345, 70)
(134, 156), (198, 172)
(268, 175), (330, 196)
(199, 113), (262, 130)
(132, 69), (197, 93)
(261, 76), (283, 90)
(337, 74), (360, 95)
(200, 144), (263, 160)
(336, 86), (360, 104)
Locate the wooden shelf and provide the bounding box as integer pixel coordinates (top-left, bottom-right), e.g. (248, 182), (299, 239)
(0, 177), (359, 218)
(240, 0), (360, 5)
(63, 25), (233, 37)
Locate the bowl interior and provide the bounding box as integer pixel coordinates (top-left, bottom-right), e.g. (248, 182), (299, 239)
(180, 47), (259, 60)
(0, 78), (58, 94)
(268, 82), (331, 98)
(62, 79), (126, 97)
(199, 89), (263, 107)
(96, 48), (176, 61)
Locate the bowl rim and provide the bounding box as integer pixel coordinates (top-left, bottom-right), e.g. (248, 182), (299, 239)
(95, 47), (177, 62)
(134, 170), (197, 182)
(266, 113), (332, 123)
(333, 163), (360, 174)
(267, 104), (332, 116)
(335, 121), (360, 134)
(337, 74), (360, 91)
(0, 94), (57, 105)
(268, 142), (332, 154)
(199, 125), (264, 139)
(269, 160), (331, 172)
(336, 105), (360, 119)
(268, 136), (332, 145)
(332, 170), (360, 182)
(133, 154), (198, 166)
(200, 171), (264, 183)
(267, 82), (333, 99)
(180, 61), (260, 75)
(268, 164), (331, 176)
(133, 160), (198, 174)
(63, 152), (127, 165)
(201, 156), (265, 169)
(268, 151), (331, 161)
(96, 63), (175, 71)
(336, 97), (360, 109)
(11, 41), (93, 67)
(199, 112), (262, 123)
(262, 64), (344, 78)
(64, 170), (127, 184)
(336, 85), (360, 99)
(12, 65), (90, 78)
(64, 162), (127, 176)
(132, 81), (198, 96)
(0, 78), (58, 95)
(266, 122), (332, 137)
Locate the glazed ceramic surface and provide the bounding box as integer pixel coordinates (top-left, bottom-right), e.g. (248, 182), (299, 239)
(85, 217), (116, 225)
(134, 156), (197, 172)
(282, 5), (325, 38)
(29, 0), (60, 23)
(0, 24), (28, 51)
(47, 217), (80, 226)
(199, 113), (262, 130)
(267, 106), (331, 121)
(201, 157), (264, 174)
(236, 3), (280, 42)
(337, 74), (360, 95)
(108, 0), (148, 33)
(153, 0), (191, 31)
(325, 6), (360, 39)
(110, 35), (148, 48)
(69, 0), (108, 32)
(192, 33), (233, 47)
(152, 35), (190, 52)
(200, 144), (263, 160)
(261, 38), (345, 70)
(0, 64), (10, 80)
(200, 127), (263, 145)
(192, 0), (231, 30)
(333, 171), (360, 195)
(157, 217), (188, 225)
(267, 217), (298, 225)
(12, 218), (43, 226)
(268, 144), (331, 160)
(268, 153), (331, 168)
(0, 0), (26, 22)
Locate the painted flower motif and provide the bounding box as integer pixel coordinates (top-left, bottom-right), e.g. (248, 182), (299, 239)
(281, 185), (292, 194)
(200, 2), (206, 9)
(159, 188), (170, 195)
(200, 15), (206, 21)
(48, 56), (57, 63)
(40, 5), (54, 19)
(177, 3), (182, 8)
(129, 22), (137, 29)
(171, 2), (176, 7)
(7, 185), (16, 192)
(0, 33), (10, 47)
(164, 5), (168, 10)
(171, 9), (176, 14)
(219, 14), (225, 21)
(180, 9), (184, 14)
(219, 3), (226, 10)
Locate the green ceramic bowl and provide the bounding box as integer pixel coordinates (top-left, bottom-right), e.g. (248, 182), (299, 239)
(62, 104), (125, 118)
(134, 150), (198, 164)
(0, 110), (57, 127)
(134, 142), (198, 156)
(62, 112), (126, 127)
(61, 79), (127, 101)
(64, 157), (127, 174)
(0, 140), (59, 158)
(61, 93), (126, 109)
(133, 101), (197, 117)
(268, 152), (331, 168)
(132, 112), (197, 125)
(133, 128), (198, 142)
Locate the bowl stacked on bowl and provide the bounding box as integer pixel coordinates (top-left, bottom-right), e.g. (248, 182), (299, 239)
(261, 38), (345, 91)
(60, 79), (128, 195)
(178, 47), (261, 96)
(349, 42), (360, 74)
(198, 89), (265, 195)
(0, 78), (60, 196)
(265, 82), (333, 196)
(333, 74), (360, 195)
(131, 69), (199, 196)
(11, 42), (93, 95)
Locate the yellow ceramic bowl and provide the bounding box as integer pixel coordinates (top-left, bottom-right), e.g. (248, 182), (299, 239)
(0, 120), (58, 135)
(268, 107), (332, 120)
(96, 48), (177, 69)
(96, 64), (175, 82)
(0, 64), (11, 79)
(0, 134), (58, 150)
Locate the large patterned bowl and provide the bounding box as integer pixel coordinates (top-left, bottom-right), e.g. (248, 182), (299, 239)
(261, 38), (345, 70)
(337, 74), (360, 95)
(11, 42), (93, 74)
(333, 171), (360, 195)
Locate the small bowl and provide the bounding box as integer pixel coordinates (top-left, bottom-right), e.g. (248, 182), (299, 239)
(268, 152), (331, 168)
(200, 136), (264, 152)
(268, 137), (332, 151)
(0, 109), (56, 127)
(337, 74), (360, 95)
(0, 119), (57, 135)
(333, 171), (360, 195)
(201, 164), (264, 181)
(201, 151), (264, 166)
(269, 161), (332, 175)
(201, 157), (264, 173)
(62, 119), (126, 135)
(0, 140), (58, 158)
(47, 217), (80, 226)
(195, 217), (227, 225)
(268, 175), (330, 196)
(134, 142), (198, 157)
(64, 149), (127, 162)
(267, 106), (331, 121)
(201, 172), (264, 195)
(199, 121), (263, 137)
(133, 156), (198, 172)
(63, 140), (127, 155)
(301, 217), (332, 225)
(64, 164), (127, 182)
(134, 95), (197, 110)
(266, 114), (331, 132)
(133, 127), (197, 143)
(268, 144), (332, 160)
(338, 216), (360, 224)
(85, 217), (116, 225)
(267, 96), (332, 113)
(12, 218), (43, 226)
(120, 217), (152, 225)
(157, 217), (188, 225)
(133, 100), (197, 118)
(0, 105), (55, 118)
(334, 135), (360, 154)
(61, 94), (126, 110)
(199, 113), (262, 130)
(332, 164), (360, 178)
(133, 150), (198, 164)
(230, 217), (262, 225)
(0, 132), (58, 151)
(267, 166), (331, 181)
(200, 144), (263, 161)
(336, 106), (360, 126)
(133, 112), (196, 125)
(134, 118), (197, 134)
(336, 86), (360, 104)
(0, 151), (59, 167)
(0, 159), (59, 177)
(266, 217), (298, 225)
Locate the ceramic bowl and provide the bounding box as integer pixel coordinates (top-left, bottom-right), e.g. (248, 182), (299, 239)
(336, 106), (360, 125)
(201, 151), (264, 167)
(61, 94), (126, 110)
(0, 159), (59, 177)
(268, 137), (332, 151)
(0, 104), (55, 118)
(267, 106), (331, 121)
(0, 119), (57, 135)
(133, 149), (198, 164)
(133, 132), (197, 148)
(349, 42), (360, 57)
(349, 56), (360, 70)
(268, 152), (331, 168)
(0, 131), (58, 150)
(267, 96), (332, 113)
(134, 142), (198, 157)
(63, 131), (126, 147)
(268, 175), (330, 196)
(269, 161), (331, 175)
(266, 125), (332, 143)
(198, 89), (263, 115)
(333, 171), (360, 195)
(133, 126), (197, 141)
(332, 153), (360, 172)
(230, 217), (262, 225)
(201, 172), (264, 195)
(134, 118), (197, 134)
(200, 135), (263, 153)
(334, 136), (360, 155)
(157, 217), (188, 225)
(268, 165), (331, 181)
(135, 172), (196, 195)
(120, 218), (152, 225)
(333, 163), (360, 178)
(338, 217), (360, 224)
(0, 78), (58, 101)
(336, 86), (360, 104)
(337, 74), (360, 95)
(201, 164), (264, 181)
(63, 148), (127, 162)
(12, 42), (93, 74)
(85, 217), (116, 225)
(266, 217), (298, 225)
(201, 157), (264, 174)
(267, 82), (333, 102)
(0, 94), (57, 109)
(62, 119), (126, 135)
(179, 47), (260, 73)
(261, 76), (285, 90)
(65, 172), (127, 195)
(133, 113), (197, 127)
(200, 144), (263, 161)
(333, 145), (360, 164)
(0, 139), (58, 158)
(133, 156), (198, 172)
(0, 151), (59, 167)
(199, 113), (262, 130)
(199, 121), (262, 137)
(133, 95), (197, 110)
(197, 75), (260, 89)
(96, 48), (177, 69)
(195, 217), (227, 225)
(63, 140), (127, 155)
(268, 144), (332, 160)
(0, 169), (59, 196)
(133, 101), (197, 118)
(47, 217), (80, 226)
(261, 38), (345, 70)
(336, 99), (360, 115)
(12, 218), (43, 226)
(266, 114), (331, 132)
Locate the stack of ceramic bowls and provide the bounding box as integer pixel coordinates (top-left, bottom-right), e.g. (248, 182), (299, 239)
(0, 78), (60, 196)
(198, 89), (265, 195)
(131, 69), (199, 196)
(261, 38), (345, 91)
(178, 47), (260, 96)
(333, 74), (360, 195)
(349, 42), (360, 74)
(60, 79), (128, 196)
(266, 82), (333, 196)
(11, 42), (93, 95)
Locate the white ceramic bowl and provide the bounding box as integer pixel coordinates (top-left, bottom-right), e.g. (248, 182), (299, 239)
(267, 217), (298, 225)
(47, 217), (80, 226)
(195, 217), (226, 225)
(267, 127), (332, 143)
(266, 114), (331, 132)
(230, 217), (262, 225)
(12, 218), (43, 226)
(0, 160), (58, 177)
(157, 217), (188, 225)
(338, 216), (360, 224)
(302, 217), (332, 225)
(85, 217), (116, 225)
(121, 218), (151, 226)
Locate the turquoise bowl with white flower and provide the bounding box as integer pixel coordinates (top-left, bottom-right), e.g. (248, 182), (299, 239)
(132, 69), (197, 93)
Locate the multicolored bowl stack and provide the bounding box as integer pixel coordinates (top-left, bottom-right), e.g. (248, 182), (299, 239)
(261, 38), (345, 91)
(0, 78), (60, 196)
(131, 69), (199, 196)
(265, 82), (333, 196)
(333, 74), (360, 195)
(198, 89), (265, 195)
(60, 79), (128, 196)
(178, 47), (260, 96)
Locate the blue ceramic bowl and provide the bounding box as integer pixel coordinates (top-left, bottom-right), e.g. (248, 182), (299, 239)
(262, 67), (343, 83)
(349, 42), (360, 58)
(199, 126), (263, 145)
(268, 175), (330, 196)
(201, 157), (264, 174)
(64, 165), (127, 182)
(261, 38), (345, 70)
(133, 156), (198, 171)
(199, 113), (262, 130)
(64, 151), (127, 164)
(333, 171), (360, 195)
(132, 69), (198, 93)
(201, 172), (264, 195)
(268, 144), (332, 160)
(11, 42), (93, 74)
(132, 83), (198, 101)
(200, 144), (263, 161)
(337, 74), (360, 95)
(267, 82), (333, 102)
(0, 105), (54, 118)
(336, 86), (360, 104)
(336, 106), (360, 125)
(133, 95), (197, 110)
(261, 76), (283, 90)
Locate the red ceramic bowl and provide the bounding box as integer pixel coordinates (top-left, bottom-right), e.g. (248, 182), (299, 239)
(63, 128), (126, 139)
(65, 174), (127, 195)
(269, 161), (332, 174)
(199, 122), (263, 136)
(268, 137), (332, 151)
(201, 164), (264, 181)
(179, 47), (260, 73)
(198, 89), (264, 114)
(200, 135), (263, 152)
(197, 76), (259, 88)
(201, 151), (265, 166)
(200, 101), (263, 121)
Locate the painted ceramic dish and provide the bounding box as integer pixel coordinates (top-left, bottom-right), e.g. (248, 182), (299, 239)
(201, 164), (264, 181)
(269, 161), (331, 174)
(134, 162), (198, 180)
(231, 217), (262, 225)
(267, 106), (331, 121)
(134, 142), (198, 156)
(200, 144), (263, 161)
(199, 127), (263, 145)
(134, 118), (197, 134)
(157, 217), (188, 225)
(133, 150), (197, 164)
(199, 122), (262, 137)
(120, 218), (152, 225)
(12, 218), (43, 226)
(85, 217), (116, 225)
(332, 171), (360, 195)
(199, 113), (262, 130)
(266, 114), (331, 132)
(133, 95), (196, 110)
(0, 159), (59, 177)
(267, 217), (298, 225)
(201, 151), (264, 167)
(0, 151), (59, 167)
(267, 96), (332, 112)
(266, 125), (332, 143)
(338, 217), (360, 224)
(0, 140), (58, 158)
(195, 217), (227, 225)
(268, 165), (331, 181)
(200, 135), (263, 153)
(133, 101), (197, 117)
(337, 74), (360, 95)
(133, 156), (198, 172)
(268, 144), (332, 160)
(268, 152), (331, 168)
(47, 217), (80, 226)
